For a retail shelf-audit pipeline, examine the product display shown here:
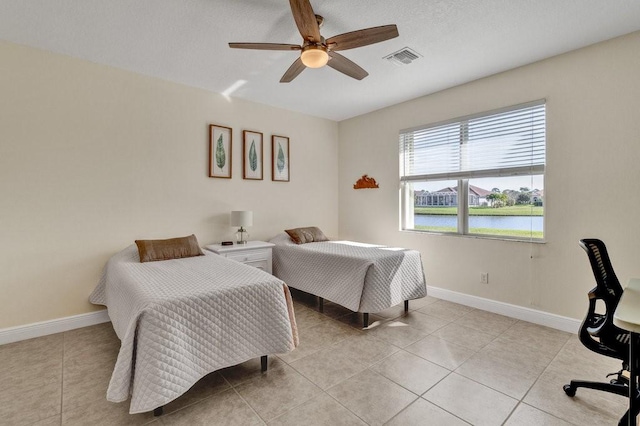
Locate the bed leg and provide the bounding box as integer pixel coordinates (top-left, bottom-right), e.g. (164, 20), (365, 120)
(363, 313), (369, 328)
(261, 355), (268, 372)
(318, 297), (324, 313)
(404, 300), (409, 312)
(153, 406), (164, 417)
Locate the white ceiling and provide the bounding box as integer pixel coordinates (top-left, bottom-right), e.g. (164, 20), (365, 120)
(2, 0), (640, 121)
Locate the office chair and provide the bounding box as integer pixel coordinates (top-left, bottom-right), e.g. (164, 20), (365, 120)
(563, 239), (631, 399)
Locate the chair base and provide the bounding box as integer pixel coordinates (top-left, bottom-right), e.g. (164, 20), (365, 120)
(563, 379), (628, 398)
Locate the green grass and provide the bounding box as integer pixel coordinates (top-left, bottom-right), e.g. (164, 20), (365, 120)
(414, 225), (543, 239)
(414, 205), (543, 216)
(414, 225), (457, 233)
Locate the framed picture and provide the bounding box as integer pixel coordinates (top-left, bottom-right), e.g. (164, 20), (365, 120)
(271, 135), (290, 182)
(209, 124), (232, 178)
(243, 130), (263, 180)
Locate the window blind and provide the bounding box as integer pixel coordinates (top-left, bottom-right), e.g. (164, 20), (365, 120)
(400, 101), (546, 182)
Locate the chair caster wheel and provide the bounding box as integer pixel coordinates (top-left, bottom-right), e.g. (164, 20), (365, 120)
(563, 384), (576, 397)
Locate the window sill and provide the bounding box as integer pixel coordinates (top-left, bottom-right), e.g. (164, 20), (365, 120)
(401, 228), (546, 244)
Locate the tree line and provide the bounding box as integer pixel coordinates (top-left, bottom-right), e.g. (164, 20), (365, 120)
(486, 187), (540, 208)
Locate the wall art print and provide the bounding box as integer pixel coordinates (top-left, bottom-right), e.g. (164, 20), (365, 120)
(271, 135), (290, 182)
(243, 130), (263, 180)
(209, 124), (232, 178)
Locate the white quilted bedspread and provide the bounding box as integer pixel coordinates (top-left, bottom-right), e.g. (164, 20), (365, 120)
(270, 234), (426, 313)
(90, 245), (297, 414)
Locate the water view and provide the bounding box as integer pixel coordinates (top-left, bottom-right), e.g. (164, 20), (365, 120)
(415, 214), (543, 232)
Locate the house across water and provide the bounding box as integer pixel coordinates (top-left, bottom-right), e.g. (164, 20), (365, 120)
(414, 185), (492, 207)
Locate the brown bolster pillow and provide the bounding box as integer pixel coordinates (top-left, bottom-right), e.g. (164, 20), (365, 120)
(135, 234), (204, 263)
(284, 227), (329, 244)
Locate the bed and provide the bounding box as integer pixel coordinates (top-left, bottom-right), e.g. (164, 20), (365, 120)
(269, 232), (426, 326)
(89, 244), (298, 415)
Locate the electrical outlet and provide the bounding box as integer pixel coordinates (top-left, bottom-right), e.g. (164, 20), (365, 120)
(481, 273), (489, 284)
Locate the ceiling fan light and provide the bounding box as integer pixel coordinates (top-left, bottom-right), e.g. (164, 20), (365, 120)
(301, 46), (329, 68)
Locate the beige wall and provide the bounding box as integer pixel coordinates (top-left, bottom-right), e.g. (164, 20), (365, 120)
(338, 31), (640, 320)
(3, 31), (640, 330)
(0, 41), (338, 329)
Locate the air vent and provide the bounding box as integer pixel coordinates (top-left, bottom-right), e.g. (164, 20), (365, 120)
(383, 47), (422, 66)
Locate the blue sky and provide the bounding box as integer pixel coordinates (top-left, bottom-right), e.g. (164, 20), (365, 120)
(413, 175), (544, 193)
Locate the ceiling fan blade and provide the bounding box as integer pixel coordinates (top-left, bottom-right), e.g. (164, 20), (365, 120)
(326, 25), (399, 51)
(280, 57), (307, 83)
(327, 51), (368, 80)
(229, 43), (301, 51)
(289, 0), (321, 43)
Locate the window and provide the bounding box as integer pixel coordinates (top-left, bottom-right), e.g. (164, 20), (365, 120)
(400, 101), (546, 240)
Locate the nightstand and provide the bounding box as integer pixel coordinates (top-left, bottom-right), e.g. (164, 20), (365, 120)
(205, 241), (275, 274)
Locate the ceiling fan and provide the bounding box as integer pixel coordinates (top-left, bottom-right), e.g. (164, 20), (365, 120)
(229, 0), (399, 83)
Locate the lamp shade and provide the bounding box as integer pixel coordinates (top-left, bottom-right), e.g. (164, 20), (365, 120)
(230, 210), (253, 227)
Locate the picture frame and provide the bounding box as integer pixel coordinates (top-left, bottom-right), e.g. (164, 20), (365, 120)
(209, 124), (232, 178)
(271, 135), (290, 182)
(242, 130), (263, 180)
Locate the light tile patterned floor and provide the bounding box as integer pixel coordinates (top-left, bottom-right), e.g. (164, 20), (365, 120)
(0, 292), (635, 425)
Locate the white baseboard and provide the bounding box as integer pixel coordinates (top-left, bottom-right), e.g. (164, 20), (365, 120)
(0, 310), (111, 345)
(1, 288), (580, 346)
(427, 285), (581, 334)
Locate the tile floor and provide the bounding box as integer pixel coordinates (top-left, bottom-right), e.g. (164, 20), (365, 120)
(1, 292), (635, 425)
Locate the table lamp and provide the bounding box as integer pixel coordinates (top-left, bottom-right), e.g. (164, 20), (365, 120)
(230, 210), (252, 244)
